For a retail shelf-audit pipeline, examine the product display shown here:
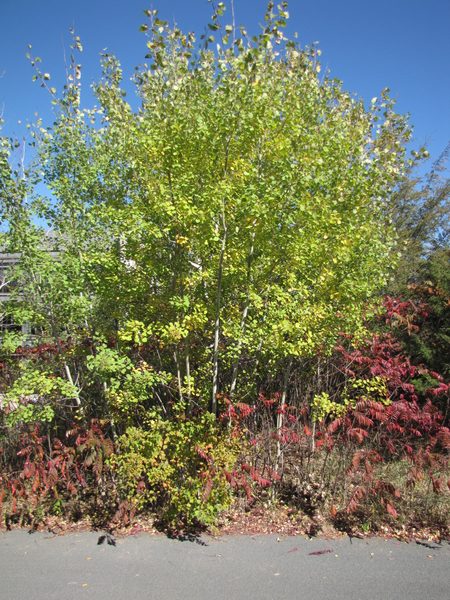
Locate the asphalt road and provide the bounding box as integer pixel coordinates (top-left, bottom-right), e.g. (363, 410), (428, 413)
(0, 530), (449, 600)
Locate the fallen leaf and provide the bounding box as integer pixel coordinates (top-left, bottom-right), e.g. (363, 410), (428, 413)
(309, 549), (332, 556)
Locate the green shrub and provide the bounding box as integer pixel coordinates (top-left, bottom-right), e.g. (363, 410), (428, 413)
(110, 407), (241, 527)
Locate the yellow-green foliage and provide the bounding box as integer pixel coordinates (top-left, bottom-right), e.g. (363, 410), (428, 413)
(86, 346), (170, 422)
(343, 376), (391, 406)
(4, 364), (78, 426)
(106, 364), (170, 420)
(311, 392), (344, 423)
(311, 376), (390, 423)
(4, 1), (411, 413)
(109, 407), (241, 526)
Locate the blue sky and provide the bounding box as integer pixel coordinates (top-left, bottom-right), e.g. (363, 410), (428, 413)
(1, 0), (449, 165)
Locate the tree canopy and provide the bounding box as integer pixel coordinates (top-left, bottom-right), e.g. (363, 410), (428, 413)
(1, 2), (415, 415)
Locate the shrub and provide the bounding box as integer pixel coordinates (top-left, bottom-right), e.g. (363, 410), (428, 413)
(0, 421), (115, 528)
(110, 407), (241, 527)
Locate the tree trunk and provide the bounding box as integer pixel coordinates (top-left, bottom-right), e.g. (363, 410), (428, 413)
(275, 358), (292, 474)
(210, 224), (227, 415)
(229, 225), (256, 398)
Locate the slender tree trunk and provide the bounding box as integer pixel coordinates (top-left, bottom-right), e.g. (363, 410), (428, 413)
(102, 381), (118, 439)
(275, 358), (292, 474)
(174, 350), (184, 403)
(229, 225), (256, 398)
(312, 357), (321, 453)
(64, 362), (81, 407)
(50, 315), (80, 409)
(211, 222), (227, 415)
(211, 135), (232, 415)
(186, 351), (192, 409)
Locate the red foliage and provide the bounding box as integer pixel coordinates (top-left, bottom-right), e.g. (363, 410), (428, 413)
(0, 421), (114, 525)
(383, 295), (429, 334)
(7, 340), (72, 360)
(337, 333), (421, 401)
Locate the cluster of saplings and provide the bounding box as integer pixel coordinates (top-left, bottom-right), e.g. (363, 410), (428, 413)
(0, 2), (448, 534)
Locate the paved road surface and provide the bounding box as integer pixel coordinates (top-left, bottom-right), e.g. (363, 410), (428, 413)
(0, 530), (449, 599)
